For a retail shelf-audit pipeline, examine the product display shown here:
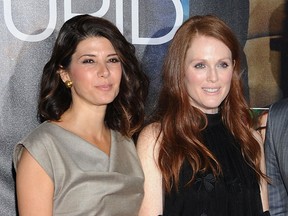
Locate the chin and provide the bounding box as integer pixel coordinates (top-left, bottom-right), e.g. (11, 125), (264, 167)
(203, 103), (221, 111)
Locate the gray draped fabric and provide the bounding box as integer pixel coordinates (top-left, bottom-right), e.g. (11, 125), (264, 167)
(13, 122), (144, 216)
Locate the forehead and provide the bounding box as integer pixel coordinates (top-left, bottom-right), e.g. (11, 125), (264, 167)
(75, 36), (115, 52)
(187, 35), (231, 56)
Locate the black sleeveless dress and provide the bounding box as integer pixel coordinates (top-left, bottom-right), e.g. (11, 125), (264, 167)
(163, 113), (264, 216)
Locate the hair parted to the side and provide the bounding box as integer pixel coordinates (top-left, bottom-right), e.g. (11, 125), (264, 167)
(151, 15), (264, 192)
(38, 14), (149, 139)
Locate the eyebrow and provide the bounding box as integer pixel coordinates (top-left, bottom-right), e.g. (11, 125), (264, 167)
(190, 57), (232, 62)
(79, 53), (118, 58)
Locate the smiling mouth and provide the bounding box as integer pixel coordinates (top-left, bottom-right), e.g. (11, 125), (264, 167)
(203, 88), (220, 93)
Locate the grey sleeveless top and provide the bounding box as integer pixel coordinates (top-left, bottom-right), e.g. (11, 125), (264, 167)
(13, 121), (144, 216)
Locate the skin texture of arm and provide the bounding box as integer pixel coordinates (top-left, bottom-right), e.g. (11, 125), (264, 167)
(137, 123), (163, 216)
(253, 130), (269, 212)
(16, 148), (54, 216)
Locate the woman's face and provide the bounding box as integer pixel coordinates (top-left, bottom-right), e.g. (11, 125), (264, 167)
(61, 36), (122, 108)
(184, 35), (234, 114)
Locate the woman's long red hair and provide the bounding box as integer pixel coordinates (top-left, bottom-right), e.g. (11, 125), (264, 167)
(153, 15), (264, 192)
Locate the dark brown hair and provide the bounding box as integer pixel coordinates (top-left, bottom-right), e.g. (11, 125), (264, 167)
(152, 15), (264, 192)
(38, 14), (148, 138)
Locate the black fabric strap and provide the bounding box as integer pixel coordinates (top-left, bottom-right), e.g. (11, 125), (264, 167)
(260, 211), (271, 216)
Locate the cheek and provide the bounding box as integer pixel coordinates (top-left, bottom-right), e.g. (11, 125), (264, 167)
(117, 69), (123, 81)
(219, 69), (233, 82)
(185, 72), (203, 87)
(113, 67), (123, 83)
(70, 67), (92, 82)
(184, 75), (202, 97)
(221, 72), (233, 93)
(224, 72), (233, 85)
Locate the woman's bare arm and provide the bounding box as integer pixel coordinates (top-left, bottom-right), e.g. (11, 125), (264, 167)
(137, 124), (163, 216)
(253, 130), (269, 211)
(16, 148), (54, 216)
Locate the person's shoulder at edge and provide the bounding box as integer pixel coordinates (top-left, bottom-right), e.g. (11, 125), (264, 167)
(264, 98), (288, 127)
(270, 97), (288, 112)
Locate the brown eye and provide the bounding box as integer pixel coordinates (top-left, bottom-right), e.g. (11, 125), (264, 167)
(83, 59), (94, 64)
(108, 58), (120, 63)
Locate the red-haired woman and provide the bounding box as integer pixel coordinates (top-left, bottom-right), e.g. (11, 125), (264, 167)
(137, 15), (269, 216)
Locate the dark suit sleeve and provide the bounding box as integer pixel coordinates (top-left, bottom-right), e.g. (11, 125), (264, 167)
(264, 99), (288, 216)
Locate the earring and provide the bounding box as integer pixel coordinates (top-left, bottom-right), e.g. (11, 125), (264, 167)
(65, 80), (73, 88)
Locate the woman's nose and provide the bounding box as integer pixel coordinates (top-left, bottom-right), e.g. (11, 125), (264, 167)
(207, 67), (218, 82)
(97, 63), (110, 78)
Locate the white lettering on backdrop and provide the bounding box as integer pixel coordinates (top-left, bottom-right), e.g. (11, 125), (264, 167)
(3, 0), (183, 44)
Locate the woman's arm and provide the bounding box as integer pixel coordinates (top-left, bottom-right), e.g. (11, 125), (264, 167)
(253, 130), (269, 212)
(16, 148), (54, 216)
(137, 124), (163, 216)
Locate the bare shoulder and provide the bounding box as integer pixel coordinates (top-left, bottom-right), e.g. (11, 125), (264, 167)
(138, 122), (161, 138)
(137, 123), (161, 149)
(136, 123), (162, 162)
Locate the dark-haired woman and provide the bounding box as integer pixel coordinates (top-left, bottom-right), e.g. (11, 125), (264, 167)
(137, 15), (269, 216)
(13, 14), (148, 216)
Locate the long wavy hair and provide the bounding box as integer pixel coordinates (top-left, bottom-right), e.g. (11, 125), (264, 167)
(153, 15), (264, 192)
(38, 14), (148, 139)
